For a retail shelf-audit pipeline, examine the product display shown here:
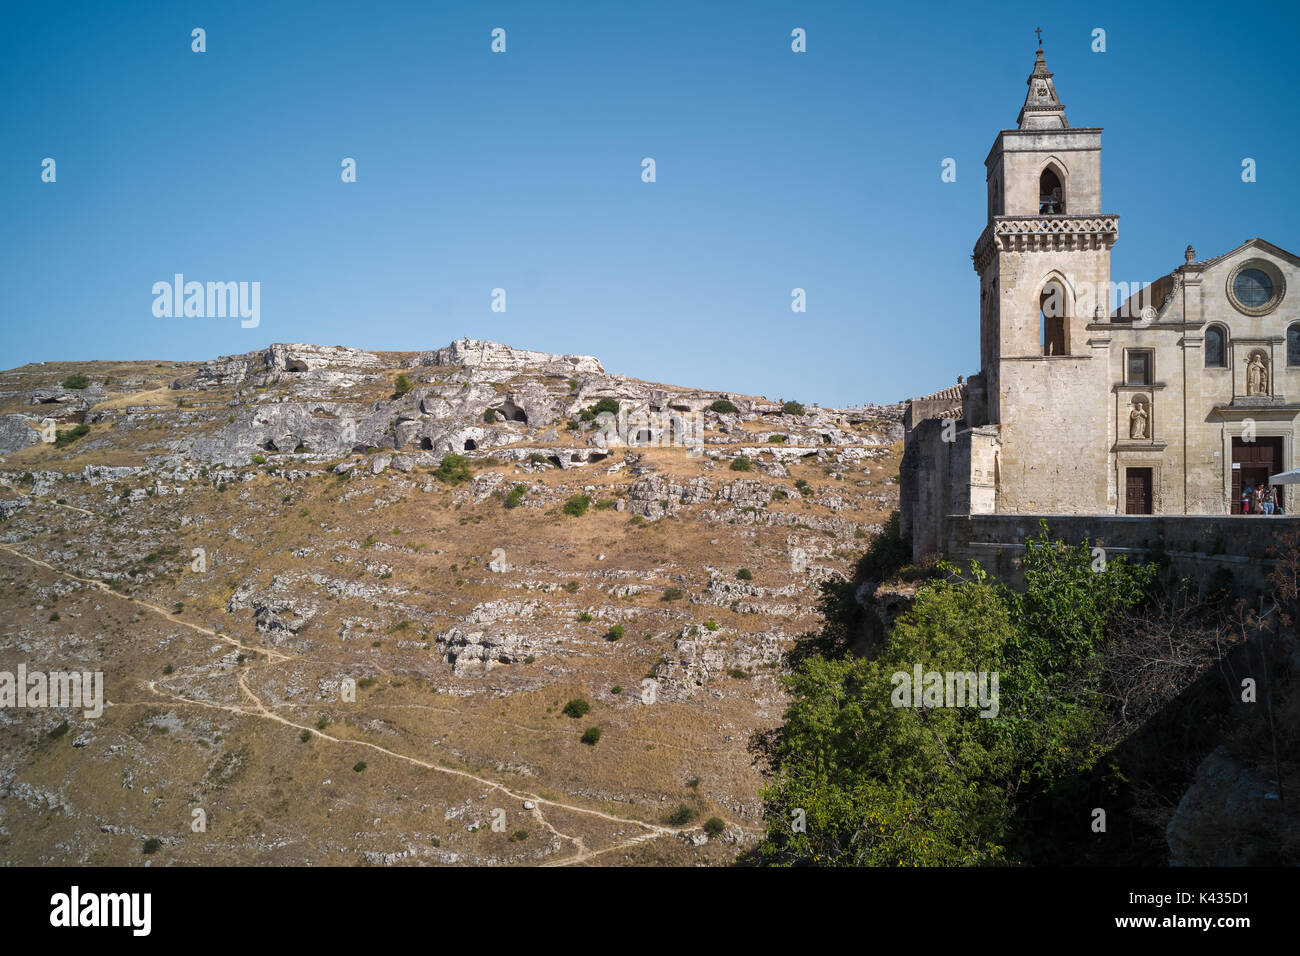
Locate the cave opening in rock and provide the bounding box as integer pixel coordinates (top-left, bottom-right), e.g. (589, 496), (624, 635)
(419, 437), (433, 450)
(285, 360), (308, 373)
(589, 452), (609, 464)
(499, 401), (528, 423)
(293, 442), (308, 453)
(463, 438), (477, 451)
(548, 455), (563, 468)
(262, 440), (279, 452)
(634, 428), (653, 444)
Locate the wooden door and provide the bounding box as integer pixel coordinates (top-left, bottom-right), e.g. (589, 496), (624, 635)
(1125, 468), (1153, 514)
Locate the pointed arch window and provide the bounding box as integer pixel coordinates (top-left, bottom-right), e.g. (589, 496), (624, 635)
(1040, 280), (1068, 355)
(1039, 166), (1064, 215)
(1289, 324), (1300, 366)
(1205, 325), (1227, 368)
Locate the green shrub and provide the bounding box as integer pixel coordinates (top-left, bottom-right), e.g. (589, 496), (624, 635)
(61, 374), (90, 390)
(250, 454), (267, 464)
(563, 494), (590, 517)
(433, 453), (472, 485)
(48, 721), (69, 739)
(612, 685), (623, 694)
(299, 729), (311, 742)
(605, 624), (625, 641)
(53, 424), (90, 448)
(142, 838), (161, 855)
(730, 456), (752, 472)
(595, 498), (616, 510)
(665, 805), (697, 826)
(591, 397), (620, 416)
(353, 761), (367, 772)
(704, 817), (726, 837)
(708, 399), (738, 414)
(562, 698), (591, 719)
(737, 568), (753, 581)
(781, 401), (806, 416)
(768, 433), (787, 443)
(527, 453), (549, 465)
(662, 587), (683, 602)
(482, 408), (497, 423)
(703, 621), (719, 631)
(578, 611), (593, 622)
(504, 484), (526, 509)
(581, 727), (602, 746)
(392, 373), (413, 398)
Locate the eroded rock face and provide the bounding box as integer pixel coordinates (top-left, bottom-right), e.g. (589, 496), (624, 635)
(177, 344), (384, 390)
(436, 600), (552, 676)
(413, 338), (604, 377)
(0, 415), (40, 454)
(1165, 749), (1298, 865)
(189, 402), (393, 465)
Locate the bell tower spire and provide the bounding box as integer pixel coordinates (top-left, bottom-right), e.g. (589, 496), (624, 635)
(1017, 43), (1068, 130)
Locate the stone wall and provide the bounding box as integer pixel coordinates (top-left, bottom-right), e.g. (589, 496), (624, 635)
(944, 513), (1295, 599)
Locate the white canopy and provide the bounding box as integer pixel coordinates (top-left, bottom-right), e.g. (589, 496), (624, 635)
(1269, 468), (1300, 484)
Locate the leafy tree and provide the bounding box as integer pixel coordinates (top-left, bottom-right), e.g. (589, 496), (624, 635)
(61, 374), (90, 389)
(752, 522), (1155, 866)
(709, 399), (738, 414)
(392, 373), (413, 398)
(730, 456), (752, 472)
(781, 401), (805, 416)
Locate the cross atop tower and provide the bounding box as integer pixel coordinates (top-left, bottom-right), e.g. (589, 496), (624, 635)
(1035, 26), (1043, 47)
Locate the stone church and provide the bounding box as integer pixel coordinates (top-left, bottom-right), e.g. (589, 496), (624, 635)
(902, 46), (1300, 564)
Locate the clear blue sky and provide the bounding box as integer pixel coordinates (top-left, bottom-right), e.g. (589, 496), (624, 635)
(3, 0), (1298, 405)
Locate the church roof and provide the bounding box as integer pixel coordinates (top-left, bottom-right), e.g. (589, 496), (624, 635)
(1017, 48), (1068, 130)
(911, 383), (966, 404)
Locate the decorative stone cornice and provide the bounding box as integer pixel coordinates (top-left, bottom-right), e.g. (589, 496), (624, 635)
(973, 215), (1120, 272)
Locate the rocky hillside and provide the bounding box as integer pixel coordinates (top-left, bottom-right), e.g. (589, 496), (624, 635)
(0, 339), (902, 865)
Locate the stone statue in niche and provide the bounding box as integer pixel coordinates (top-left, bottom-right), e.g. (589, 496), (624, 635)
(1129, 400), (1148, 440)
(1246, 354), (1269, 396)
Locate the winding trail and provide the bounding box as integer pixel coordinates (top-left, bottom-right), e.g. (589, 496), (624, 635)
(0, 506), (729, 864)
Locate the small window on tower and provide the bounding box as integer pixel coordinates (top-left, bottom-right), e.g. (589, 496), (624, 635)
(1039, 167), (1064, 215)
(1040, 282), (1068, 355)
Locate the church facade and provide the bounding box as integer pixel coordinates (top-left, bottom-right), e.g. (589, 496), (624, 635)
(902, 47), (1300, 561)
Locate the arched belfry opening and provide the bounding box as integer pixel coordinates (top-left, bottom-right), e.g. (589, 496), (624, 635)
(1040, 279), (1069, 356)
(1039, 166), (1064, 214)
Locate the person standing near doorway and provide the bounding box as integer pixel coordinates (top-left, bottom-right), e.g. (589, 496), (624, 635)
(1252, 484), (1265, 516)
(1263, 485), (1276, 515)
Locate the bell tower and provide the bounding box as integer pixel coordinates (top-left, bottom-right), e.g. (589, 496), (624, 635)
(972, 44), (1119, 513)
